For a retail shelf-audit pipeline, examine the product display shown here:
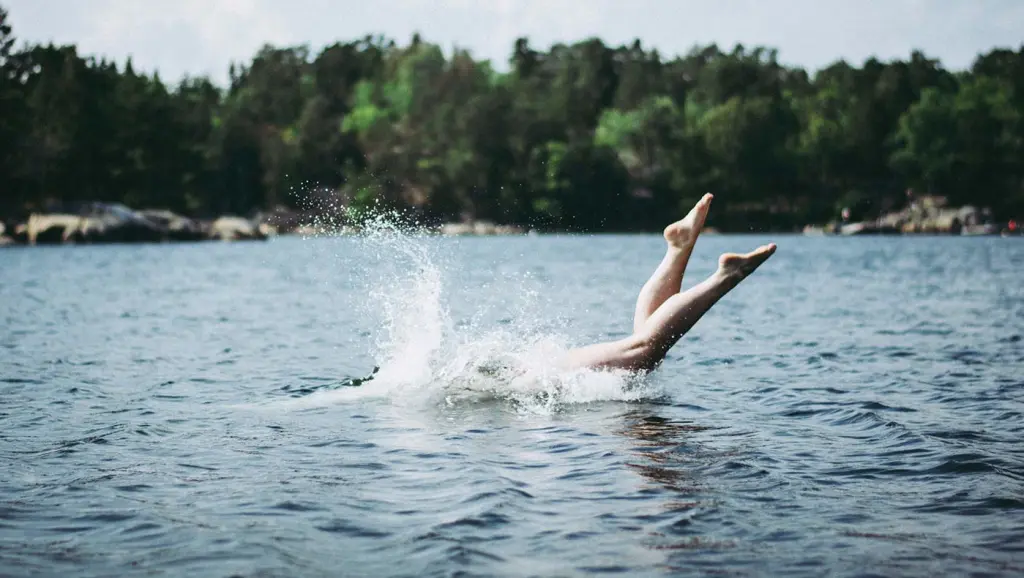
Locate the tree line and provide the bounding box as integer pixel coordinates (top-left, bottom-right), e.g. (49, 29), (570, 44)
(1, 5), (1022, 232)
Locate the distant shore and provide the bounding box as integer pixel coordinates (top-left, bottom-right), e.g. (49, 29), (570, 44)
(2, 197), (1020, 248)
(802, 195), (1020, 237)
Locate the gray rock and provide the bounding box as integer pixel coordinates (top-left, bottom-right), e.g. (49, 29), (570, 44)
(72, 203), (167, 243)
(25, 203), (167, 244)
(138, 209), (205, 241)
(208, 216), (266, 241)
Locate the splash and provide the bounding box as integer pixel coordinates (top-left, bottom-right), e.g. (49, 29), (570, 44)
(297, 210), (659, 413)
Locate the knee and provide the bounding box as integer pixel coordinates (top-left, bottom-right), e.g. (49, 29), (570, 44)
(624, 334), (662, 373)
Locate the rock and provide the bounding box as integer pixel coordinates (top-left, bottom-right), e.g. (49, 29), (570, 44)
(253, 206), (308, 236)
(12, 223), (28, 244)
(73, 203), (168, 243)
(291, 224), (323, 237)
(493, 224), (526, 235)
(874, 199), (995, 235)
(472, 221), (497, 235)
(25, 214), (83, 244)
(901, 222), (920, 234)
(138, 209), (205, 241)
(962, 224), (999, 236)
(24, 204), (171, 244)
(208, 216), (266, 241)
(839, 220), (900, 235)
(0, 222), (14, 247)
(439, 221), (525, 236)
(439, 222), (474, 236)
(839, 222), (870, 236)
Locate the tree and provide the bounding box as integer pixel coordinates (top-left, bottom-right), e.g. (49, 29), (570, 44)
(694, 95), (801, 228)
(893, 77), (1022, 213)
(2, 11), (1023, 231)
(0, 5), (30, 216)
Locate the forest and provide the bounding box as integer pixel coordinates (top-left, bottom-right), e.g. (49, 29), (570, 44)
(2, 5), (1023, 232)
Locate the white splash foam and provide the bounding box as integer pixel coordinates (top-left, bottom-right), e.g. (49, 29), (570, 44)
(294, 211), (659, 413)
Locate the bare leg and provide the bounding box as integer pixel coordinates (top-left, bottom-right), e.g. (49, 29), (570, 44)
(633, 194), (713, 333)
(567, 244), (777, 372)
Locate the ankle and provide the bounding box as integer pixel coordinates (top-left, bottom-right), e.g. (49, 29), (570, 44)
(664, 245), (686, 257)
(713, 266), (744, 286)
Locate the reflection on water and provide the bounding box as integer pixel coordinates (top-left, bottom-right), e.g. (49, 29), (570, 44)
(617, 410), (741, 556)
(620, 411), (709, 494)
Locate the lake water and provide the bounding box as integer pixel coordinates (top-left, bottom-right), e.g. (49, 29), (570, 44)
(1, 230), (1022, 577)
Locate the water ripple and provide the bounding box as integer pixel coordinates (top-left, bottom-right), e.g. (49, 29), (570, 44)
(1, 236), (1022, 576)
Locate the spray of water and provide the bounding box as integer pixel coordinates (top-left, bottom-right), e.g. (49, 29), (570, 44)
(293, 208), (660, 413)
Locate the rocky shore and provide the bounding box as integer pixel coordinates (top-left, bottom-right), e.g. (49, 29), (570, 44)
(3, 197), (1018, 247)
(0, 203), (270, 246)
(0, 203), (534, 247)
(803, 196), (1020, 237)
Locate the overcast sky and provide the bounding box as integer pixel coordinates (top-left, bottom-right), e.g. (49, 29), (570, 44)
(5, 0), (1024, 85)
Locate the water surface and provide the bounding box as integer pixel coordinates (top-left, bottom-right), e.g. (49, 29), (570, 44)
(1, 234), (1023, 576)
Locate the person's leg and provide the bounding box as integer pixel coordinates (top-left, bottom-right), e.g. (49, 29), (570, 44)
(566, 244), (776, 372)
(632, 194), (713, 333)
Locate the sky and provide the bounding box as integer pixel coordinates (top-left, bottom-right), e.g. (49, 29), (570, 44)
(5, 0), (1024, 85)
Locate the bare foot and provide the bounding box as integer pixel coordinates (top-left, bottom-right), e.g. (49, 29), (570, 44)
(718, 243), (777, 282)
(663, 193), (713, 251)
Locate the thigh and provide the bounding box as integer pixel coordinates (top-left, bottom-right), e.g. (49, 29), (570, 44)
(565, 337), (649, 372)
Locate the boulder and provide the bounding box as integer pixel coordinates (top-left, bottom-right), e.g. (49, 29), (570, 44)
(439, 222), (475, 236)
(137, 209), (205, 241)
(472, 221), (497, 235)
(0, 222), (14, 247)
(839, 222), (870, 236)
(208, 216), (266, 241)
(493, 224), (525, 235)
(24, 204), (170, 244)
(962, 223), (999, 236)
(25, 214), (83, 244)
(12, 223), (28, 244)
(72, 203), (167, 243)
(252, 206), (307, 235)
(439, 221), (525, 236)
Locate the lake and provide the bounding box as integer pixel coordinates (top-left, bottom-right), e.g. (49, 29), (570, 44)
(1, 231), (1022, 577)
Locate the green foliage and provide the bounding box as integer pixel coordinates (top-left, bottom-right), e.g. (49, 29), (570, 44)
(1, 5), (1023, 229)
(892, 75), (1022, 212)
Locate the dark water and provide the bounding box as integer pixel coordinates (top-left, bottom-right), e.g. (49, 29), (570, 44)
(2, 234), (1023, 577)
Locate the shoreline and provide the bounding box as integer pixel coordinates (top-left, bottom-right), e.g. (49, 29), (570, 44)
(3, 226), (1021, 248)
(2, 197), (1020, 248)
